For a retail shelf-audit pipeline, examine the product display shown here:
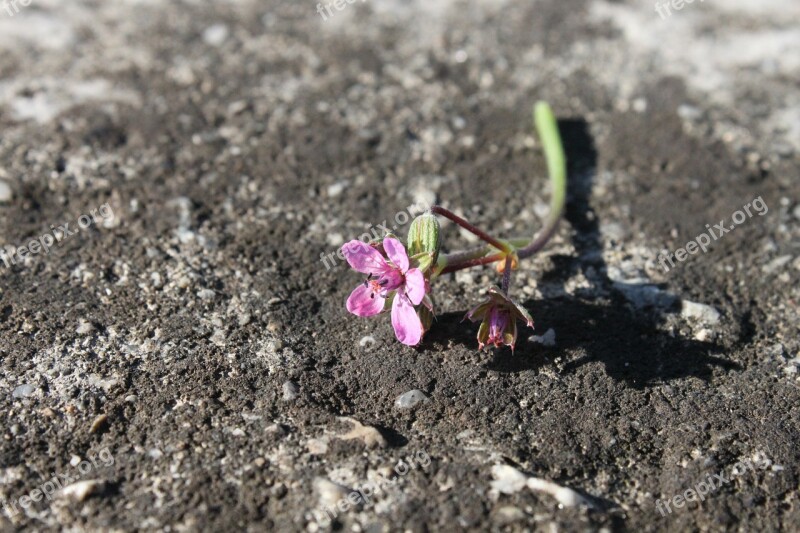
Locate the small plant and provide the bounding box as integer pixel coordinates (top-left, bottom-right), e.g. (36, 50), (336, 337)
(342, 102), (566, 350)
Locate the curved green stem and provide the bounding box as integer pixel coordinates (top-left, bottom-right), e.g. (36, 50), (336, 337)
(431, 102), (566, 277)
(517, 102), (567, 259)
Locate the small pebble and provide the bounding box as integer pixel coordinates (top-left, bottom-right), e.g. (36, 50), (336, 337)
(282, 380), (299, 401)
(766, 343), (785, 358)
(327, 181), (348, 197)
(694, 328), (713, 341)
(307, 438), (329, 455)
(394, 389), (429, 409)
(197, 289), (216, 300)
(12, 384), (35, 398)
(0, 180), (12, 203)
(529, 328), (556, 346)
(337, 417), (387, 448)
(59, 480), (108, 501)
(90, 414), (109, 434)
(359, 335), (376, 348)
(202, 24), (229, 46)
(313, 478), (349, 507)
(76, 320), (95, 335)
(681, 300), (721, 325)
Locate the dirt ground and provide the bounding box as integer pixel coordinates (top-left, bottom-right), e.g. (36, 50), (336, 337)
(0, 0), (798, 531)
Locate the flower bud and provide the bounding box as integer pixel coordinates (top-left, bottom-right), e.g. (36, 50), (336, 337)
(407, 213), (440, 267)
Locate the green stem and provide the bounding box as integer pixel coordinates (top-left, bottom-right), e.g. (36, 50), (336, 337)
(432, 102), (566, 277)
(439, 245), (492, 266)
(517, 102), (567, 259)
(439, 252), (505, 274)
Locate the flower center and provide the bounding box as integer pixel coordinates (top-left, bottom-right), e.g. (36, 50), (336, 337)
(363, 272), (403, 299)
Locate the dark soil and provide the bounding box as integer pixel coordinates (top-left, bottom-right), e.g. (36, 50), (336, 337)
(0, 1), (798, 531)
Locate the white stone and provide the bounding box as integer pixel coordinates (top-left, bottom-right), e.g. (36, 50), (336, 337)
(12, 384), (35, 398)
(529, 328), (556, 346)
(490, 464), (593, 508)
(681, 300), (721, 325)
(0, 180), (12, 203)
(327, 181), (348, 197)
(313, 478), (349, 508)
(202, 24), (229, 46)
(59, 480), (107, 501)
(394, 389), (429, 409)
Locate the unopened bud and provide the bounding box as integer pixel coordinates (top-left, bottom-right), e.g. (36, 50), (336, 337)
(407, 213), (440, 266)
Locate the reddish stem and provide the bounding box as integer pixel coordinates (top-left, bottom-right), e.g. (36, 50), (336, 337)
(430, 206), (511, 253)
(501, 256), (512, 293)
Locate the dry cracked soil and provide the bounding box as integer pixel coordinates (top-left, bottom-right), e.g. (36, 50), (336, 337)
(0, 0), (799, 531)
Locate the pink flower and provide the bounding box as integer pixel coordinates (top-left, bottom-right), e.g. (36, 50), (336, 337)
(465, 287), (534, 351)
(343, 237), (427, 346)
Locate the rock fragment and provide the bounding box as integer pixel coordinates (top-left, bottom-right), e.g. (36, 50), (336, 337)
(59, 480), (109, 501)
(681, 300), (721, 324)
(529, 328), (556, 346)
(394, 389), (429, 409)
(0, 180), (12, 203)
(313, 478), (350, 508)
(90, 414), (109, 434)
(282, 381), (299, 402)
(490, 464), (593, 508)
(12, 384), (35, 398)
(336, 417), (387, 448)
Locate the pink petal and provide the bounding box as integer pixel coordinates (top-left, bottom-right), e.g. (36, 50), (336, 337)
(346, 284), (385, 317)
(391, 293), (423, 346)
(382, 237), (409, 272)
(342, 241), (389, 275)
(403, 268), (425, 305)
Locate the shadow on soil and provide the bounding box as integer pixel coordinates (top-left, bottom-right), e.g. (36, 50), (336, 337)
(423, 118), (740, 388)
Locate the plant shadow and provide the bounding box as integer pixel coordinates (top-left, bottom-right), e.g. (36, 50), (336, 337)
(421, 118), (740, 388)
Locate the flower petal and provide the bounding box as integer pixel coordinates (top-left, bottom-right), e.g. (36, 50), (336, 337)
(342, 240), (389, 275)
(383, 237), (409, 272)
(464, 299), (492, 322)
(511, 300), (535, 329)
(346, 284), (385, 317)
(403, 268), (426, 305)
(391, 293), (423, 346)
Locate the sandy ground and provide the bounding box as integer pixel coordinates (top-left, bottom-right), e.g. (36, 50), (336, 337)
(0, 0), (798, 531)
